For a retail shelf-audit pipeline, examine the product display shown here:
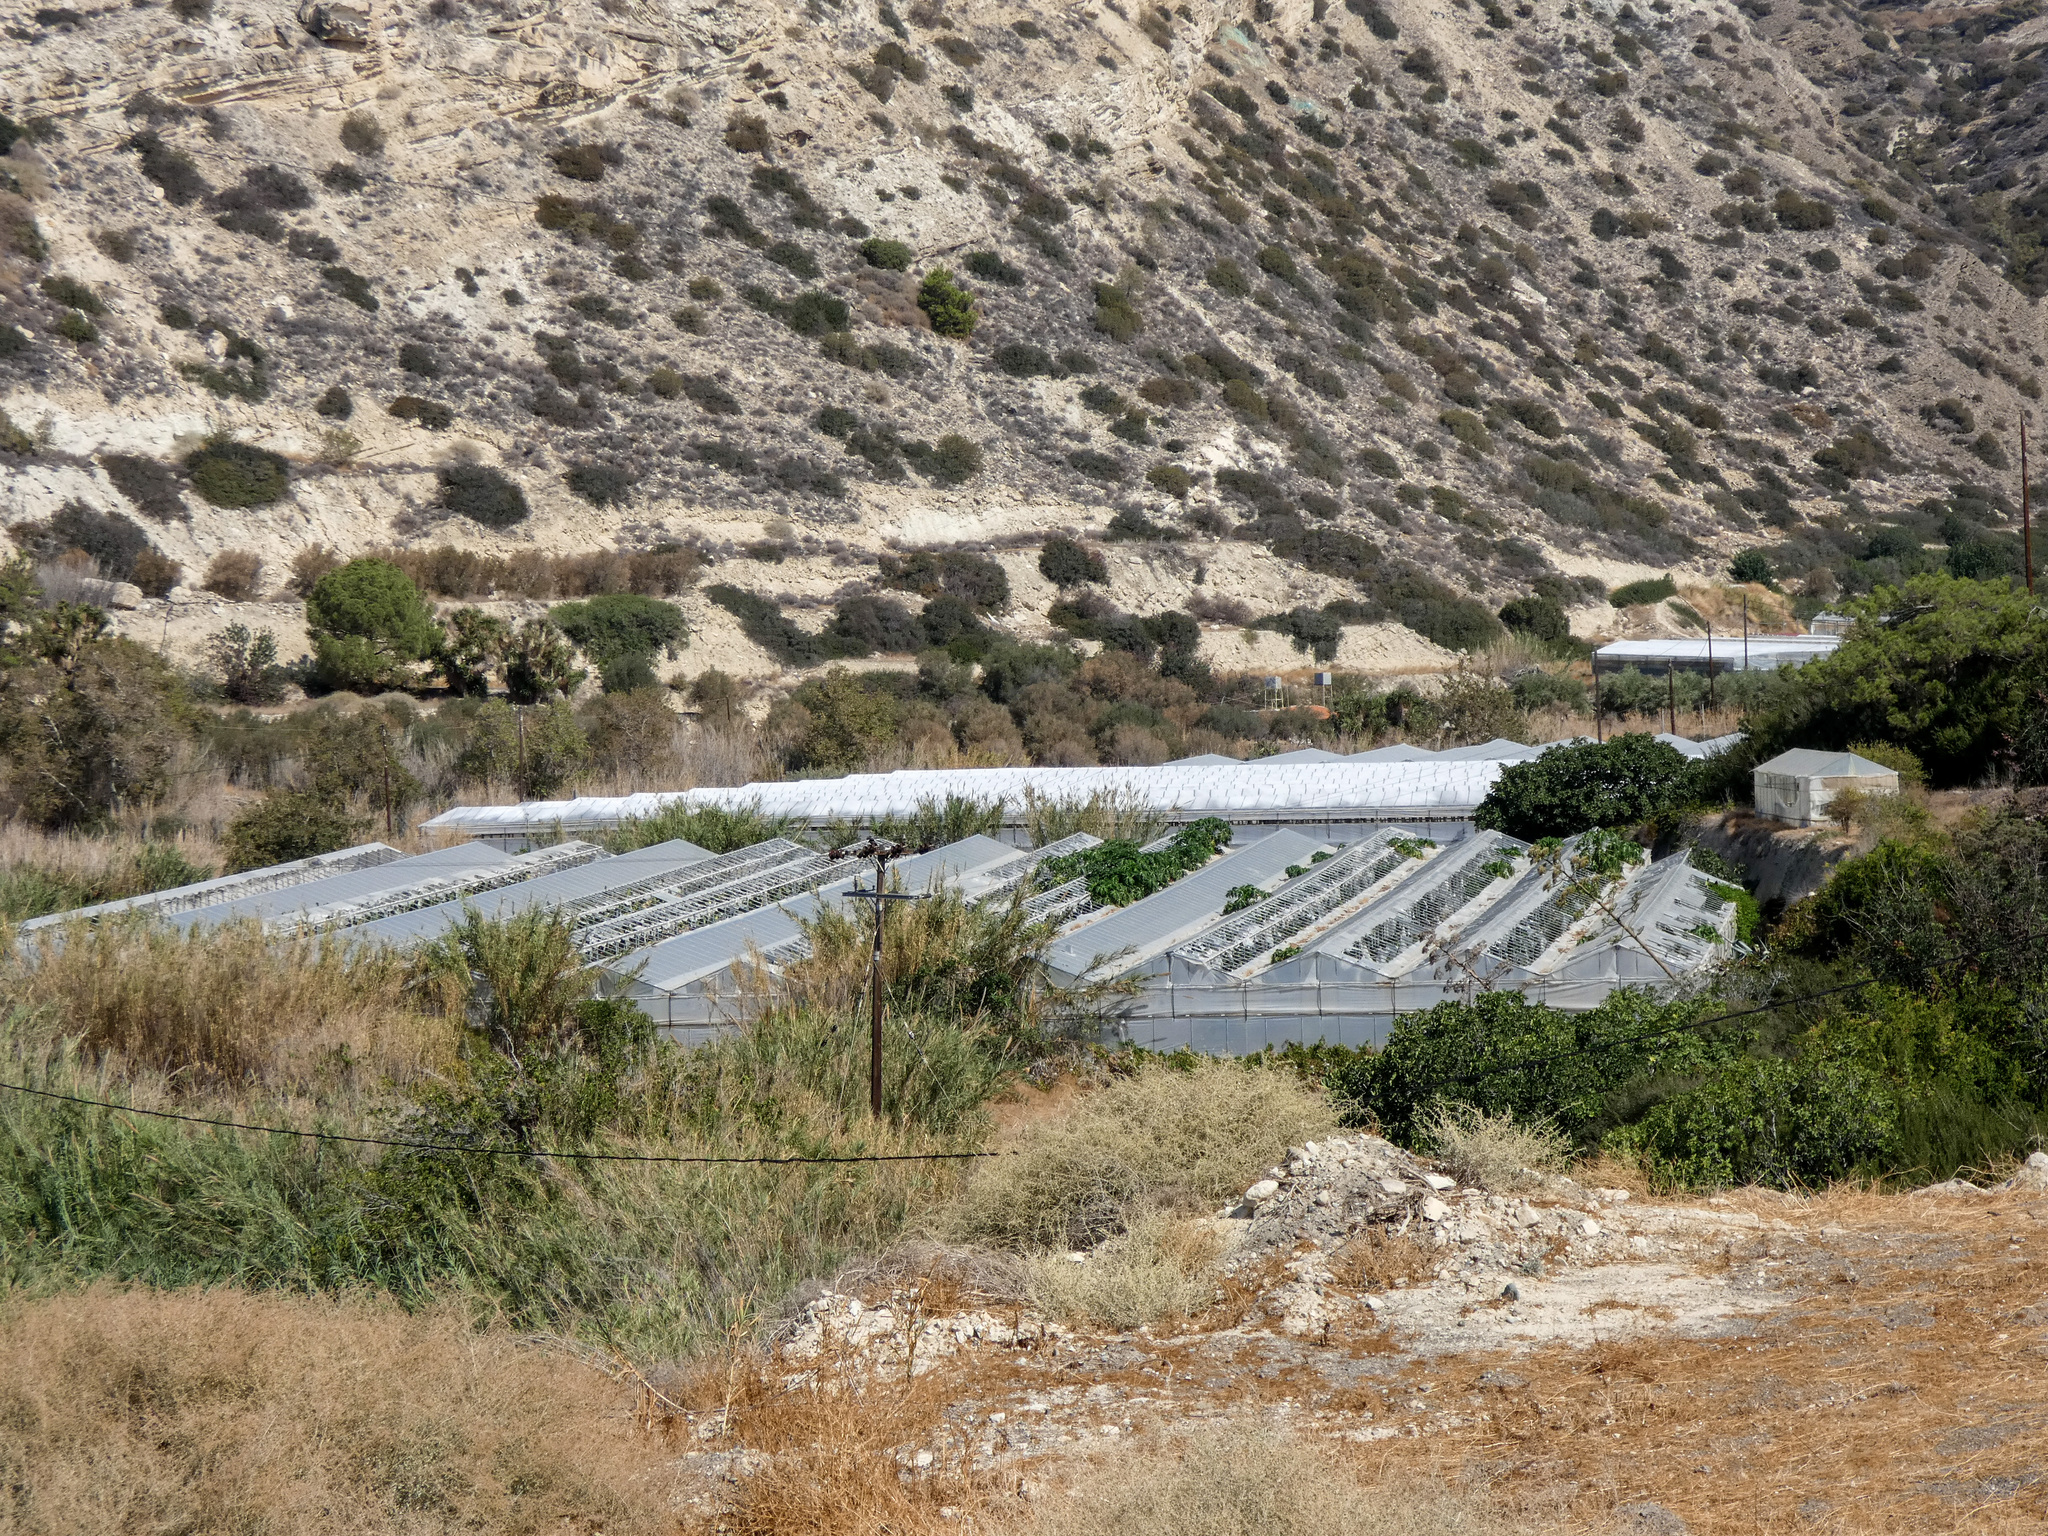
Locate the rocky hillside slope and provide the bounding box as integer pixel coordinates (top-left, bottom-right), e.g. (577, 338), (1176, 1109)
(0, 0), (2041, 673)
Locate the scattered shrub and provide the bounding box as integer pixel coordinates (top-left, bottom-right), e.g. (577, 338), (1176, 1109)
(859, 236), (913, 270)
(314, 384), (354, 419)
(202, 549), (264, 601)
(437, 463), (530, 528)
(387, 396), (452, 430)
(565, 461), (637, 507)
(184, 437), (290, 509)
(1039, 536), (1107, 587)
(917, 266), (976, 337)
(339, 110), (385, 155)
(100, 454), (188, 523)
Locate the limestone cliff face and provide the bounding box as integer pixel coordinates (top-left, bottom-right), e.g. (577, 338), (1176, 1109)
(0, 0), (2040, 661)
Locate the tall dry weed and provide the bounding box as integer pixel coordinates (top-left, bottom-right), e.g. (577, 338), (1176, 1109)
(4, 916), (451, 1088)
(1418, 1102), (1571, 1193)
(0, 1285), (677, 1536)
(708, 1361), (995, 1536)
(946, 1059), (1335, 1250)
(1023, 1211), (1225, 1329)
(1026, 1422), (1513, 1536)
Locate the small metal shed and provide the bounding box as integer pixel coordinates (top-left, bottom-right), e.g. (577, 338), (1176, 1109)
(1753, 748), (1900, 827)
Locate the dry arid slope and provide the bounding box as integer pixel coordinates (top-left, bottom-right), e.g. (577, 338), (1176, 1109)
(0, 0), (2042, 675)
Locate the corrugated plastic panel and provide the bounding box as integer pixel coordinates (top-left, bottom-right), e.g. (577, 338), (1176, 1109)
(1043, 830), (1325, 983)
(172, 843), (513, 932)
(18, 842), (403, 932)
(350, 839), (713, 948)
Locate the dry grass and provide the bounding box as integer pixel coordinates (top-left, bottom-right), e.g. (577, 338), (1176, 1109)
(1024, 1423), (1518, 1536)
(1351, 1185), (2048, 1533)
(1329, 1228), (1435, 1291)
(681, 1354), (1008, 1536)
(1024, 1213), (1227, 1330)
(945, 1060), (1336, 1251)
(0, 1285), (678, 1536)
(3, 916), (453, 1089)
(1419, 1103), (1571, 1193)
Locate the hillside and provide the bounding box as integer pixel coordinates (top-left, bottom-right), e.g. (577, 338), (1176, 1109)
(0, 0), (2042, 680)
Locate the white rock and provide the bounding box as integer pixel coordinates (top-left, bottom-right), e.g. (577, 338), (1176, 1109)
(913, 1450), (934, 1469)
(1245, 1179), (1280, 1204)
(1577, 1218), (1601, 1238)
(1419, 1196), (1449, 1222)
(1313, 1188), (1335, 1207)
(1362, 1294), (1383, 1311)
(1422, 1173), (1455, 1191)
(1378, 1176), (1409, 1195)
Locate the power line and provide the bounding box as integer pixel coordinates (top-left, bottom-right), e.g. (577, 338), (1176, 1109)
(0, 1080), (1000, 1163)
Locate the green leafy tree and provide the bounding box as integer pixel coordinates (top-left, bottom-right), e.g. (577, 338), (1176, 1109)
(305, 558), (442, 692)
(688, 667), (744, 726)
(916, 266), (975, 337)
(1743, 575), (2048, 787)
(0, 623), (191, 829)
(503, 617), (586, 704)
(221, 789), (370, 870)
(1727, 549), (1777, 588)
(1333, 988), (1715, 1147)
(777, 667), (902, 771)
(205, 623), (285, 704)
(439, 606), (509, 697)
(453, 699), (589, 798)
(549, 593), (689, 669)
(1474, 733), (1700, 840)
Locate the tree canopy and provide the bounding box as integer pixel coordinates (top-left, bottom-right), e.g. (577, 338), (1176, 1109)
(1474, 733), (1699, 840)
(1744, 574), (2047, 786)
(304, 558), (441, 691)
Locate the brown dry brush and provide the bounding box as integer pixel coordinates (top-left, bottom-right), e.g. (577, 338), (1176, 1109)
(2, 915), (451, 1089)
(0, 1285), (681, 1536)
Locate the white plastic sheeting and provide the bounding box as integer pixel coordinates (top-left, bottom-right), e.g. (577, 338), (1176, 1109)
(1594, 636), (1838, 672)
(420, 737), (1748, 848)
(423, 760), (1513, 846)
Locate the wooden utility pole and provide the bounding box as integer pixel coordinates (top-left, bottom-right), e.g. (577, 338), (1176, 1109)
(1666, 664), (1677, 735)
(828, 838), (923, 1118)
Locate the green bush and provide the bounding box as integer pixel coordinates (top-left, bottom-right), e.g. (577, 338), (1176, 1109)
(1498, 593), (1569, 642)
(550, 593), (688, 667)
(1608, 574), (1677, 607)
(1475, 734), (1700, 840)
(100, 454), (187, 523)
(993, 342), (1056, 376)
(917, 266), (976, 337)
(565, 461), (636, 506)
(437, 463), (530, 528)
(396, 341), (439, 377)
(39, 275), (103, 314)
(183, 437), (289, 508)
(1039, 536), (1106, 587)
(859, 236), (913, 270)
(1334, 989), (1715, 1148)
(55, 312), (99, 345)
(314, 384), (353, 419)
(222, 790), (368, 871)
(387, 396), (452, 430)
(963, 249), (1025, 285)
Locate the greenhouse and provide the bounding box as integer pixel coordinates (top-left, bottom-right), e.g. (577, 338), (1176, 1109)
(417, 734), (1743, 850)
(41, 780), (1738, 1050)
